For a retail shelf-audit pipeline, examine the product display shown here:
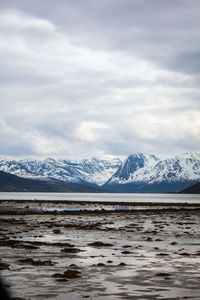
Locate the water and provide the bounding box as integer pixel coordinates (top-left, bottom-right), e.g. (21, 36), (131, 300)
(0, 192), (199, 203)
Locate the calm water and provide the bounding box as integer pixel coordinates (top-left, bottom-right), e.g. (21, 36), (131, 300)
(0, 192), (199, 203)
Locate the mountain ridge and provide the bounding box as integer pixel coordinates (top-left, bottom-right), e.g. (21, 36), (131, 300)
(0, 152), (200, 193)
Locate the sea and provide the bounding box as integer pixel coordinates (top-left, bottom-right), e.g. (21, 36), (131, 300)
(0, 192), (199, 204)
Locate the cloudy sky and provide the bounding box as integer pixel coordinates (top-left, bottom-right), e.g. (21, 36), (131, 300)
(0, 0), (200, 159)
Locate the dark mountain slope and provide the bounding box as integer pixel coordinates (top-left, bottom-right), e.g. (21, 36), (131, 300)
(179, 182), (200, 194)
(0, 171), (103, 193)
(102, 180), (198, 193)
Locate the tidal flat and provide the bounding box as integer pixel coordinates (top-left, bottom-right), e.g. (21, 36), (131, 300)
(0, 199), (200, 300)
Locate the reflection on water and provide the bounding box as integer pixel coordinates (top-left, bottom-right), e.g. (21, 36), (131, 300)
(39, 204), (198, 212)
(39, 205), (134, 212)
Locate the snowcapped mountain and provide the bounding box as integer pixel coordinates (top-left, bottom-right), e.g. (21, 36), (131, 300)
(103, 152), (200, 192)
(0, 156), (122, 187)
(0, 152), (200, 192)
(105, 153), (160, 184)
(147, 152), (200, 184)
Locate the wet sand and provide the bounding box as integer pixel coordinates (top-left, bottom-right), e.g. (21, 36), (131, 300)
(0, 199), (200, 299)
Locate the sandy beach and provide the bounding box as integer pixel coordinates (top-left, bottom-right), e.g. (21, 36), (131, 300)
(0, 199), (200, 300)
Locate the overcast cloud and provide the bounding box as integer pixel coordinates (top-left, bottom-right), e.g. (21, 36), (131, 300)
(0, 0), (200, 159)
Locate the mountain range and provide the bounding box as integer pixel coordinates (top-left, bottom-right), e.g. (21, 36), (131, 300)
(0, 152), (200, 193)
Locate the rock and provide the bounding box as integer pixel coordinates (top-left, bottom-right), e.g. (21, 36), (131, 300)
(118, 262), (126, 266)
(171, 242), (177, 245)
(88, 241), (113, 247)
(156, 253), (169, 256)
(63, 269), (81, 278)
(52, 269), (81, 279)
(69, 264), (78, 268)
(61, 248), (82, 253)
(107, 260), (113, 263)
(0, 261), (9, 270)
(18, 258), (54, 266)
(53, 229), (62, 234)
(18, 258), (34, 263)
(16, 244), (39, 250)
(121, 250), (131, 254)
(56, 278), (68, 282)
(64, 243), (75, 248)
(52, 273), (63, 278)
(155, 273), (171, 277)
(33, 260), (54, 266)
(122, 245), (132, 248)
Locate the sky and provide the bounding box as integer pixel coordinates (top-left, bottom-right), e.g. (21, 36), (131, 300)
(0, 0), (200, 159)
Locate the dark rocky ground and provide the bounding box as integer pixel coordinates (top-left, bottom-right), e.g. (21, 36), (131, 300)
(0, 200), (200, 300)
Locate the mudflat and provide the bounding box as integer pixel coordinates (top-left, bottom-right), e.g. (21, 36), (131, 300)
(0, 199), (200, 300)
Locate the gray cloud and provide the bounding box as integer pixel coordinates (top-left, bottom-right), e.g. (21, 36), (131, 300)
(0, 0), (200, 159)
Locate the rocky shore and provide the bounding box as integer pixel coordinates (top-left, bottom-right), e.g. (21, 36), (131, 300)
(0, 199), (200, 299)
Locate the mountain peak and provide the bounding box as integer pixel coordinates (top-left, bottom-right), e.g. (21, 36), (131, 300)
(106, 153), (159, 184)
